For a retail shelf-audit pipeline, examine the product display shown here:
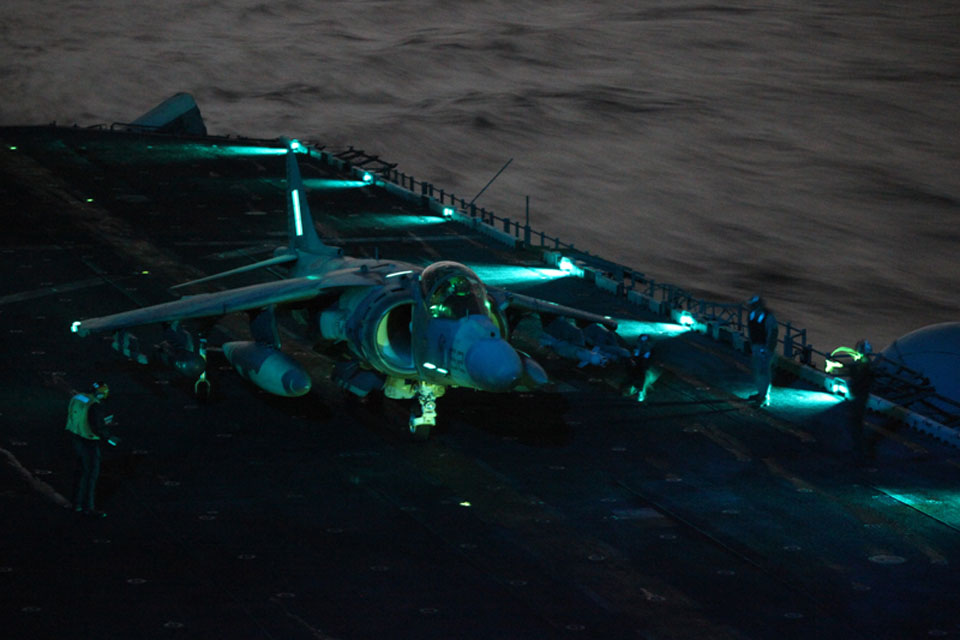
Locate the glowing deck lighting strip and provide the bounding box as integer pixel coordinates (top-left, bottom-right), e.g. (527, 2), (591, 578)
(291, 189), (303, 236)
(386, 270), (413, 278)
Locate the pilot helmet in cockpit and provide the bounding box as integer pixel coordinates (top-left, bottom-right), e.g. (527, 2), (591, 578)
(419, 262), (487, 320)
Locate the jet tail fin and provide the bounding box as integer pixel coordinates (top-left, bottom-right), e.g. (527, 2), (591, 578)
(283, 142), (340, 258)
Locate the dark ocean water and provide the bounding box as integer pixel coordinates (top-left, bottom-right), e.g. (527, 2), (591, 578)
(2, 0), (958, 352)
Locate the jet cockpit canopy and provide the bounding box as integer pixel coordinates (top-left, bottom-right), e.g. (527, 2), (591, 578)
(419, 262), (488, 320)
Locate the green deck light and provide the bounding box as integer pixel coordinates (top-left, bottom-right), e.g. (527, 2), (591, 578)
(459, 501), (472, 507)
(135, 143), (287, 161)
(422, 362), (438, 370)
(442, 207), (454, 218)
(678, 311), (695, 327)
(85, 198), (94, 203)
(875, 488), (960, 525)
(769, 388), (844, 410)
(218, 145), (286, 157)
(302, 178), (370, 190)
(289, 140), (302, 152)
(140, 270), (150, 275)
(9, 146), (17, 151)
(362, 172), (374, 184)
(465, 264), (569, 287)
(70, 321), (81, 334)
(614, 319), (690, 339)
(386, 270), (414, 278)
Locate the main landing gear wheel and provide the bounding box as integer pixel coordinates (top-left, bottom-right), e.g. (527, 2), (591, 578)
(194, 372), (212, 403)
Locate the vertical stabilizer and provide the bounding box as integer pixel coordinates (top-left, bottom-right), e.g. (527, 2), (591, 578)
(130, 93), (207, 136)
(284, 146), (339, 258)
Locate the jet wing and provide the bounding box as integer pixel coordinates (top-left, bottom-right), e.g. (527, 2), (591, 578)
(73, 269), (381, 336)
(488, 288), (618, 331)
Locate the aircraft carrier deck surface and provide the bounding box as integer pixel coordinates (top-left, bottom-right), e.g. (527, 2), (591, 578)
(1, 126), (959, 640)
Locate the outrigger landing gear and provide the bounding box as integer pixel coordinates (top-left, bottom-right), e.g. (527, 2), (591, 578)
(194, 371), (212, 402)
(193, 338), (212, 402)
(409, 382), (445, 441)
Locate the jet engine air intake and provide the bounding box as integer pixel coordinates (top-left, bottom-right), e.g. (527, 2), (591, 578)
(322, 285), (417, 378)
(373, 302), (414, 373)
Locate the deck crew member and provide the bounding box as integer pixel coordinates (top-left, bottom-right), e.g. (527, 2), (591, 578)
(746, 296), (778, 406)
(624, 333), (659, 402)
(845, 339), (876, 459)
(65, 382), (116, 518)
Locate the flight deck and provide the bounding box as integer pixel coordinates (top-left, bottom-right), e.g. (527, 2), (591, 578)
(1, 125), (959, 639)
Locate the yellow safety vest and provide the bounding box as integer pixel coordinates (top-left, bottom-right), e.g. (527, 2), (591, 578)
(65, 393), (100, 440)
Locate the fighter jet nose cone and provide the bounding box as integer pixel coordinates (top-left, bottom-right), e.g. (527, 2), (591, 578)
(465, 338), (523, 391)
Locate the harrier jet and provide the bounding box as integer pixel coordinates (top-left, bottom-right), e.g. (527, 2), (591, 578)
(72, 141), (619, 438)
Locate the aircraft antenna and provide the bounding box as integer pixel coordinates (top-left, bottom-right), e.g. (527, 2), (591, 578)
(469, 158), (513, 206)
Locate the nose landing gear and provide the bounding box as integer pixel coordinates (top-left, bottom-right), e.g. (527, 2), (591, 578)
(409, 382), (445, 440)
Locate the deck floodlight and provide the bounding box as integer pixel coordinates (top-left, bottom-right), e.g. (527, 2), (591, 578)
(362, 172), (374, 184)
(556, 256), (586, 278)
(827, 377), (849, 398)
(70, 321), (81, 334)
(443, 207), (454, 218)
(678, 311), (695, 327)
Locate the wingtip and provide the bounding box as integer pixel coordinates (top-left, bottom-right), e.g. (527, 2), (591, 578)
(70, 320), (89, 337)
